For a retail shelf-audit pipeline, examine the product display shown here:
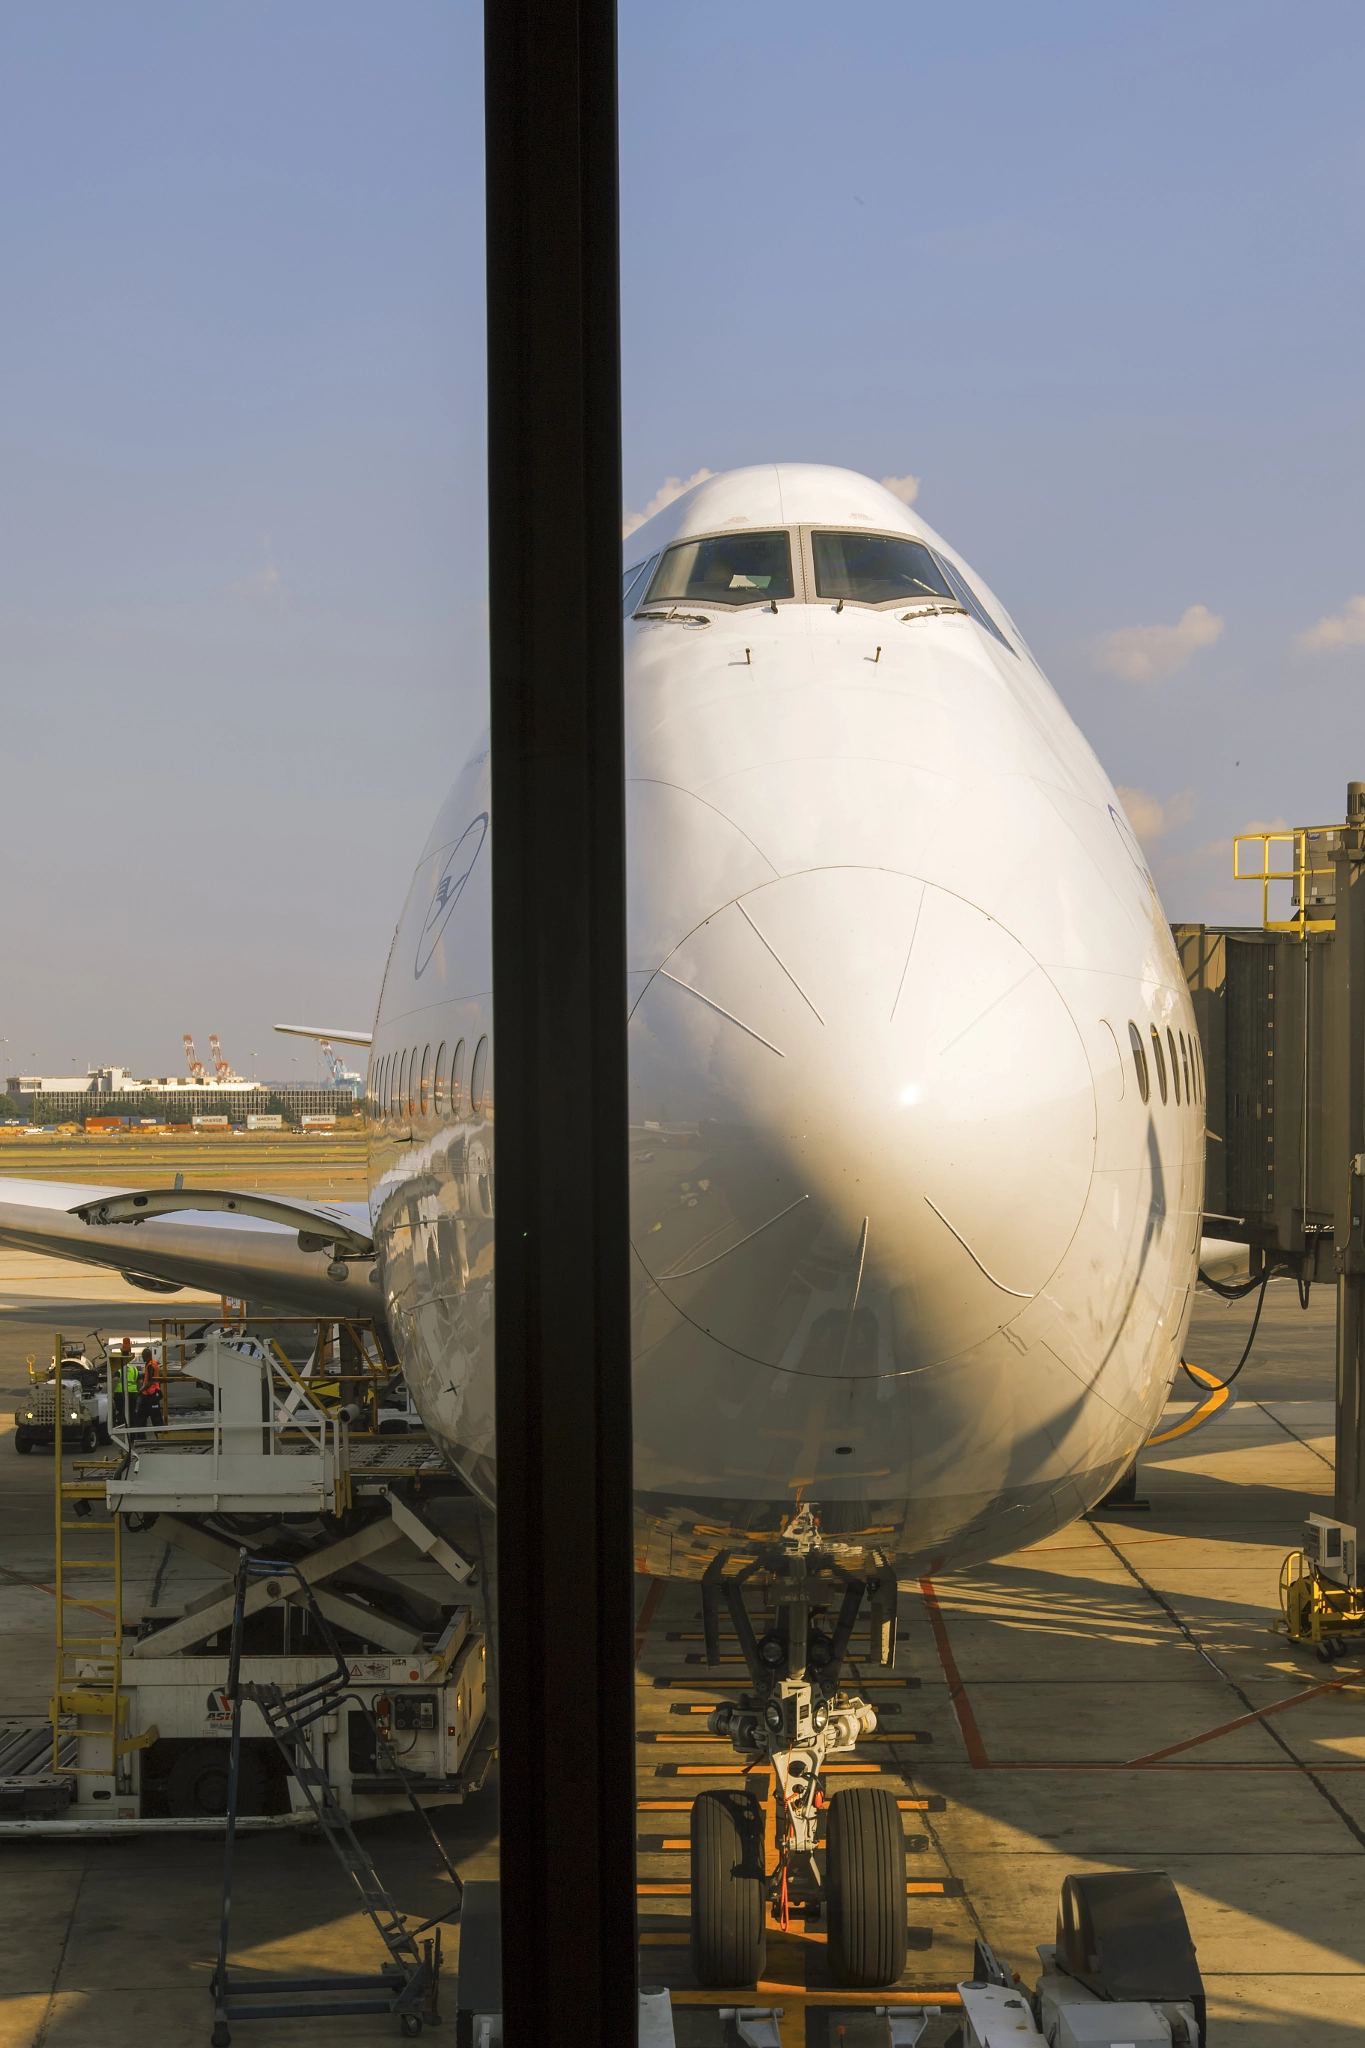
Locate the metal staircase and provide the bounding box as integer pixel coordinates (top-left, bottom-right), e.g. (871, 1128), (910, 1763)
(210, 1551), (444, 2044)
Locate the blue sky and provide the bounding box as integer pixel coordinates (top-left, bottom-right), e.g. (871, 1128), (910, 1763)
(2, 2), (1363, 1080)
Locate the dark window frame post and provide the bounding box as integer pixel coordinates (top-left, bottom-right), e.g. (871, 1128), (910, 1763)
(485, 0), (636, 2039)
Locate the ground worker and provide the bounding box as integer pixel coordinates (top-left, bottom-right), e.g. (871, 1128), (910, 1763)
(112, 1336), (133, 1427)
(137, 1345), (163, 1428)
(122, 1344), (141, 1430)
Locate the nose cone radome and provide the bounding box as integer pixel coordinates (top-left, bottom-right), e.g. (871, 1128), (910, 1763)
(629, 867), (1095, 1376)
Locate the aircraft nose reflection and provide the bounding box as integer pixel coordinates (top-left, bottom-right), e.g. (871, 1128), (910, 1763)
(629, 867), (1095, 1377)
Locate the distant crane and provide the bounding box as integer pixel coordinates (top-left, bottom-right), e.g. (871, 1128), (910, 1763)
(183, 1034), (207, 1081)
(207, 1033), (244, 1083)
(319, 1039), (363, 1095)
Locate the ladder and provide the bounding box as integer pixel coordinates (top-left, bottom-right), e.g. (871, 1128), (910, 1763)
(49, 1334), (153, 1788)
(211, 1551), (440, 2043)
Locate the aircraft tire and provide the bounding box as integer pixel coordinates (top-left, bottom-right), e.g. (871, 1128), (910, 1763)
(826, 1786), (906, 1987)
(689, 1789), (766, 1987)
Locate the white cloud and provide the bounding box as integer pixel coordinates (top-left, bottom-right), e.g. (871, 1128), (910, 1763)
(1114, 786), (1197, 847)
(880, 473), (920, 506)
(1097, 604), (1223, 682)
(1298, 595), (1365, 652)
(622, 469), (715, 541)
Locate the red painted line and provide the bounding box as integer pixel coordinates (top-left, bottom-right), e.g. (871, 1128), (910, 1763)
(634, 1577), (667, 1666)
(919, 1577), (989, 1768)
(1125, 1675), (1361, 1765)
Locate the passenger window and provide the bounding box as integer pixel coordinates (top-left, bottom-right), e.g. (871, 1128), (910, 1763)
(811, 531), (956, 609)
(1167, 1029), (1181, 1105)
(1128, 1022), (1150, 1103)
(1150, 1025), (1168, 1104)
(1195, 1035), (1206, 1102)
(1179, 1032), (1192, 1104)
(931, 552), (1016, 654)
(645, 531), (794, 608)
(419, 1045), (431, 1115)
(434, 1042), (447, 1114)
(396, 1051), (408, 1119)
(471, 1035), (489, 1114)
(623, 553), (659, 615)
(451, 1038), (466, 1114)
(410, 1048), (420, 1115)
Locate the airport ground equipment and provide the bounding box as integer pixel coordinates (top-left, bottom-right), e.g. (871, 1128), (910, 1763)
(16, 1338), (107, 1452)
(16, 1320), (491, 1835)
(693, 1503), (910, 1989)
(1174, 778), (1365, 1536)
(1279, 1512), (1365, 1659)
(952, 1875), (1204, 2048)
(211, 1551), (445, 2045)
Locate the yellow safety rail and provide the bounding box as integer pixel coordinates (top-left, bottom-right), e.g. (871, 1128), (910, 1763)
(1233, 824), (1341, 934)
(49, 1333), (156, 1782)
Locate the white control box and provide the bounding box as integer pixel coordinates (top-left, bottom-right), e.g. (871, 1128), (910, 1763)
(1304, 1514), (1357, 1587)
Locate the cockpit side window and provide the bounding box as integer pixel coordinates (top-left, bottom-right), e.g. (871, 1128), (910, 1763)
(811, 531), (957, 609)
(644, 531), (795, 609)
(623, 553), (659, 615)
(930, 552), (1017, 655)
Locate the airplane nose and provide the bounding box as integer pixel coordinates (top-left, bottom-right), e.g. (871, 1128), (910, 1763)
(629, 867), (1095, 1374)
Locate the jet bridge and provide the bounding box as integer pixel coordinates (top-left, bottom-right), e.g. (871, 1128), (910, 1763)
(1174, 776), (1365, 1531)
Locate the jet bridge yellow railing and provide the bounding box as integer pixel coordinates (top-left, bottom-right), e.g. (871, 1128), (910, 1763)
(1233, 824), (1341, 934)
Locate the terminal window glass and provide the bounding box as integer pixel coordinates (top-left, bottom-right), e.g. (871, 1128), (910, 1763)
(1150, 1025), (1168, 1104)
(471, 1035), (488, 1114)
(812, 532), (956, 609)
(434, 1043), (447, 1114)
(1128, 1021), (1150, 1103)
(645, 531), (794, 608)
(450, 1038), (466, 1114)
(420, 1046), (431, 1115)
(1167, 1029), (1181, 1106)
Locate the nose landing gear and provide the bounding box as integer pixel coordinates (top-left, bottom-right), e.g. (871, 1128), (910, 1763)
(690, 1507), (906, 1990)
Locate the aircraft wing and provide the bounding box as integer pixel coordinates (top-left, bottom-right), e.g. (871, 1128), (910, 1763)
(0, 1178), (381, 1322)
(273, 1023), (373, 1048)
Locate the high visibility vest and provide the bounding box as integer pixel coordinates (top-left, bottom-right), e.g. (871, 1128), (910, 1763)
(142, 1360), (162, 1397)
(123, 1359), (140, 1393)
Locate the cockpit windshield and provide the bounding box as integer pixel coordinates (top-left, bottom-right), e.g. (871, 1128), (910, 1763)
(812, 531), (957, 609)
(644, 530), (794, 608)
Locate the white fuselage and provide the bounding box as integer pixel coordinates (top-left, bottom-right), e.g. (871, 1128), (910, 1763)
(368, 464), (1204, 1578)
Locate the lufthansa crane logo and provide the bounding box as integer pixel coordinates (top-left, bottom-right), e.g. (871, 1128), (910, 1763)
(415, 813), (489, 979)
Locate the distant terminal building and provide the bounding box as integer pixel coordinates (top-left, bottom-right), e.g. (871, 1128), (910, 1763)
(6, 1066), (364, 1128)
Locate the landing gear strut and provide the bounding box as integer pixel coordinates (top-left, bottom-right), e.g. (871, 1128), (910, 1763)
(690, 1505), (905, 1990)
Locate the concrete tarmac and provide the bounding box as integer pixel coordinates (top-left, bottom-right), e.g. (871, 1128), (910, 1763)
(0, 1277), (1360, 2044)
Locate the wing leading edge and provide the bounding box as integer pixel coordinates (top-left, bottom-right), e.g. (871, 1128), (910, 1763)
(0, 1180), (381, 1323)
